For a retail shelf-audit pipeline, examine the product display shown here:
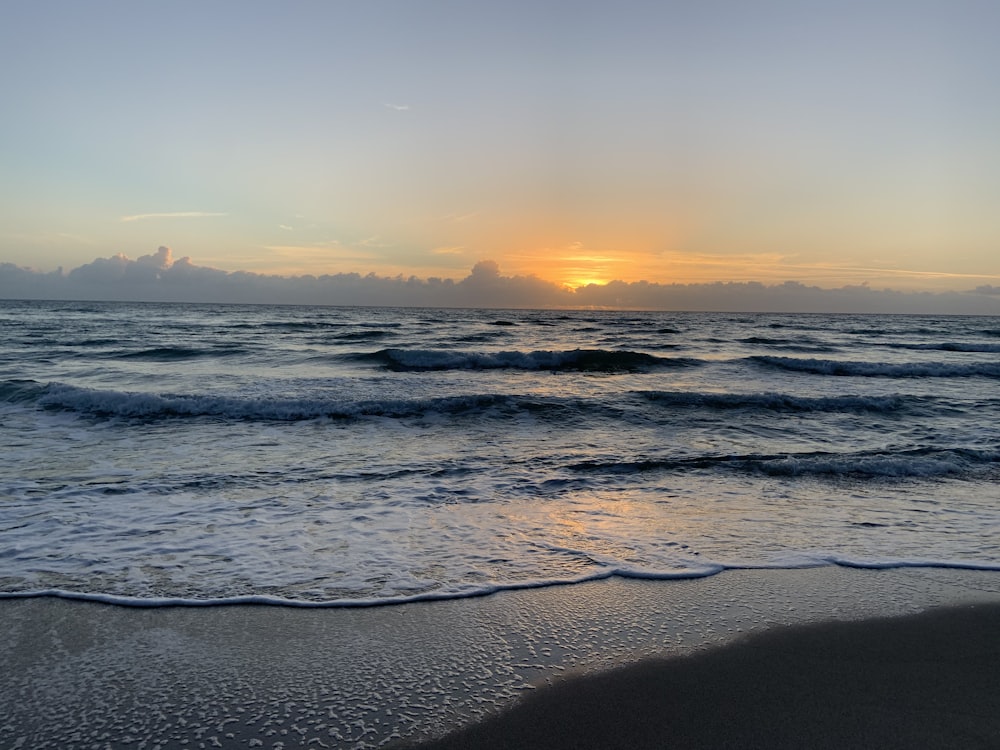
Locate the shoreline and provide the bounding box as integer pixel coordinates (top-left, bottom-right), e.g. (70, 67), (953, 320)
(3, 567), (1000, 748)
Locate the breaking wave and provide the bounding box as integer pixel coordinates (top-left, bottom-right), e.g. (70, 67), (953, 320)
(2, 380), (535, 421)
(0, 380), (970, 423)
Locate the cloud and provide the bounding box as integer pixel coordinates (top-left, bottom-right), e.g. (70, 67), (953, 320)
(119, 212), (228, 223)
(383, 102), (410, 111)
(2, 250), (999, 314)
(137, 246), (173, 268)
(278, 224), (294, 232)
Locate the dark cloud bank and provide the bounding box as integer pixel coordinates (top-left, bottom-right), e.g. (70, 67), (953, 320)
(2, 247), (999, 314)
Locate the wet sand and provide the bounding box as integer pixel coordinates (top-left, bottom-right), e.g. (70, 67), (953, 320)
(2, 567), (999, 748)
(411, 602), (1000, 750)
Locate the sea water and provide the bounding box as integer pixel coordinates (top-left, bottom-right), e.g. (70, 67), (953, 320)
(1, 300), (998, 606)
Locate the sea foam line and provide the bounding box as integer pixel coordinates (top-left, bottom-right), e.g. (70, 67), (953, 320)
(2, 559), (998, 609)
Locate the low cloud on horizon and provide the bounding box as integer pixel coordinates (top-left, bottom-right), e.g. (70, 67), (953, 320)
(2, 247), (999, 315)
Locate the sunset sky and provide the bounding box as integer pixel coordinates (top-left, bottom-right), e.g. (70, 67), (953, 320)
(2, 0), (998, 299)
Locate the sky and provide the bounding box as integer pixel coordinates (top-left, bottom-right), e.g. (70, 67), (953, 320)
(1, 0), (999, 311)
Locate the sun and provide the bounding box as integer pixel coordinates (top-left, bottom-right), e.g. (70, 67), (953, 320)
(562, 275), (612, 290)
(525, 246), (626, 290)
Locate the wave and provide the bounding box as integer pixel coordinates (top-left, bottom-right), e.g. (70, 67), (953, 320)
(239, 321), (404, 332)
(328, 330), (395, 342)
(751, 356), (1000, 378)
(569, 447), (999, 479)
(0, 379), (45, 405)
(1, 379), (584, 421)
(885, 342), (1000, 353)
(2, 379), (969, 423)
(62, 337), (123, 347)
(110, 346), (251, 361)
(738, 335), (838, 352)
(639, 390), (912, 414)
(258, 321), (347, 331)
(354, 348), (701, 372)
(2, 557), (998, 608)
(453, 332), (515, 344)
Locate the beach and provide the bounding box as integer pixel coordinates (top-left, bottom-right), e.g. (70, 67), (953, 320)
(4, 567), (1000, 749)
(414, 599), (1000, 750)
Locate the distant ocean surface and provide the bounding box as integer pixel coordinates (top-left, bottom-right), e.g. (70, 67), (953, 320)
(2, 300), (998, 606)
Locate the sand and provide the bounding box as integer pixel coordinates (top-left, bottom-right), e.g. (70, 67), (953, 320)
(411, 602), (1000, 750)
(2, 567), (999, 749)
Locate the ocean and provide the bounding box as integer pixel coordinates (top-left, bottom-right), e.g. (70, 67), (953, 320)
(2, 299), (998, 607)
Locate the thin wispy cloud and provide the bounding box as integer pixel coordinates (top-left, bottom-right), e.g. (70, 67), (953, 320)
(278, 225), (294, 231)
(383, 102), (410, 111)
(735, 257), (1000, 283)
(648, 252), (1000, 282)
(119, 212), (228, 223)
(813, 265), (1000, 281)
(657, 250), (791, 268)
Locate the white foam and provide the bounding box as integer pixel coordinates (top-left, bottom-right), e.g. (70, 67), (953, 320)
(5, 557), (1000, 608)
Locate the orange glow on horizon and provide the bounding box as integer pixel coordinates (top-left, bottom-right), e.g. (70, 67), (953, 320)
(504, 240), (659, 290)
(219, 224), (1000, 295)
(487, 216), (693, 288)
